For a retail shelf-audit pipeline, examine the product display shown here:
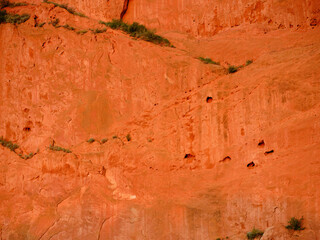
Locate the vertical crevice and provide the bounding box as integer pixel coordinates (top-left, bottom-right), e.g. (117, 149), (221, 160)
(120, 0), (130, 20)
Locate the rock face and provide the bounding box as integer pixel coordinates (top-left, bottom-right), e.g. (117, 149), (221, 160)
(32, 0), (320, 35)
(0, 0), (320, 239)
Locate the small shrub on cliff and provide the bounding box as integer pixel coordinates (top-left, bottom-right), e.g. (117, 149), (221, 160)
(285, 217), (305, 231)
(100, 138), (108, 144)
(247, 228), (264, 239)
(87, 138), (95, 143)
(36, 22), (45, 27)
(24, 152), (34, 159)
(246, 59), (253, 66)
(1, 0), (28, 8)
(0, 10), (29, 24)
(49, 144), (72, 153)
(90, 28), (106, 34)
(100, 19), (172, 47)
(49, 18), (60, 28)
(198, 57), (220, 65)
(0, 136), (19, 151)
(62, 24), (75, 31)
(228, 65), (239, 74)
(43, 0), (87, 17)
(76, 29), (88, 35)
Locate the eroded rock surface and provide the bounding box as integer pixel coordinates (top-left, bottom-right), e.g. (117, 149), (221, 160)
(0, 0), (320, 239)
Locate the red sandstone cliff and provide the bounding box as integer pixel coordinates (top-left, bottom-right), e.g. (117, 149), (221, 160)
(0, 0), (320, 239)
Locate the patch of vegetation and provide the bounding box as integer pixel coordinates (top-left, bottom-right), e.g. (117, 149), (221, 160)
(99, 19), (172, 47)
(0, 136), (19, 151)
(62, 24), (75, 31)
(247, 228), (264, 240)
(76, 29), (88, 35)
(23, 152), (34, 159)
(49, 144), (72, 153)
(0, 0), (27, 8)
(0, 9), (29, 24)
(112, 135), (118, 139)
(90, 28), (106, 34)
(36, 22), (45, 27)
(87, 138), (95, 143)
(49, 18), (60, 28)
(1, 0), (28, 8)
(126, 134), (131, 141)
(43, 0), (87, 18)
(228, 65), (239, 74)
(100, 138), (108, 144)
(198, 57), (220, 65)
(227, 60), (253, 74)
(246, 59), (253, 66)
(286, 217), (305, 231)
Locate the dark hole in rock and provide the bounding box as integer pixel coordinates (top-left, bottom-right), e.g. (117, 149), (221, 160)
(258, 140), (265, 147)
(264, 150), (274, 155)
(247, 161), (255, 167)
(23, 127), (31, 132)
(184, 154), (195, 158)
(101, 166), (106, 176)
(206, 97), (213, 103)
(220, 156), (231, 162)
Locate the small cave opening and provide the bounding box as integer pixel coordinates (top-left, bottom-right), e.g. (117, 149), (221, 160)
(220, 156), (231, 162)
(184, 154), (195, 159)
(247, 161), (255, 167)
(258, 140), (265, 147)
(264, 150), (274, 155)
(23, 127), (31, 132)
(206, 97), (213, 103)
(34, 15), (38, 27)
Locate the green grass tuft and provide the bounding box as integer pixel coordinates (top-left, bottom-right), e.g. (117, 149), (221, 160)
(76, 29), (88, 35)
(23, 152), (34, 159)
(247, 228), (264, 240)
(285, 217), (305, 231)
(90, 28), (106, 34)
(36, 22), (45, 27)
(100, 19), (172, 47)
(100, 138), (108, 144)
(49, 18), (60, 27)
(0, 136), (19, 151)
(43, 0), (87, 18)
(49, 144), (72, 153)
(62, 24), (75, 31)
(0, 9), (29, 24)
(87, 138), (95, 143)
(246, 59), (253, 66)
(198, 57), (220, 65)
(228, 65), (239, 74)
(1, 0), (28, 8)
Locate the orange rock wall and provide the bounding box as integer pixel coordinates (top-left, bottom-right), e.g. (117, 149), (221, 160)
(31, 0), (320, 35)
(123, 0), (320, 35)
(0, 1), (320, 239)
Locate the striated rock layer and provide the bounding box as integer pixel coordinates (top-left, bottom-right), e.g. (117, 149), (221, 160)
(0, 1), (320, 239)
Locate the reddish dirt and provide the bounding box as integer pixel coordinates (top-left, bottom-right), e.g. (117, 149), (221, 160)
(0, 0), (320, 239)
